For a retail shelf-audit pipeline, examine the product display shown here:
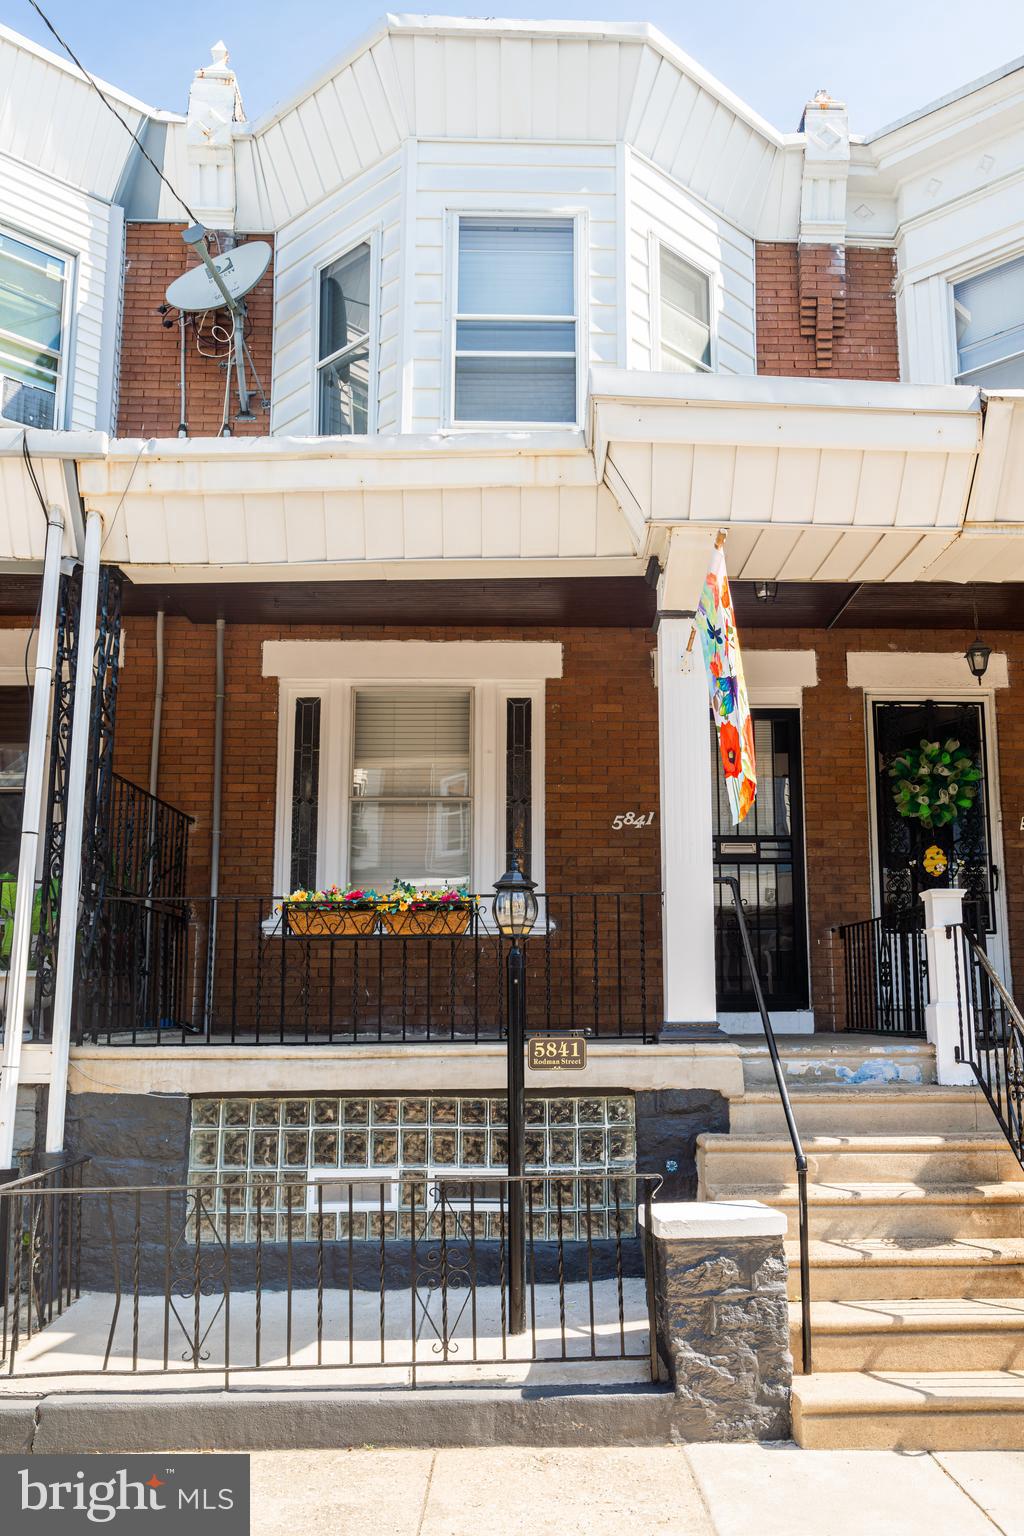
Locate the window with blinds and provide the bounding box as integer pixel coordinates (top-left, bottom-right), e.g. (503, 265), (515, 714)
(954, 256), (1024, 387)
(350, 689), (472, 888)
(453, 218), (577, 424)
(659, 247), (711, 373)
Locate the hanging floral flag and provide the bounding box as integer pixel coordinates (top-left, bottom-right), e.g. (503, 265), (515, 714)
(696, 539), (756, 824)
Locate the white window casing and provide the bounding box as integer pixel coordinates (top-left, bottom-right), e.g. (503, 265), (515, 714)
(445, 212), (587, 429)
(314, 234), (379, 435)
(306, 1172), (400, 1214)
(268, 642), (561, 898)
(0, 226), (73, 430)
(651, 237), (714, 375)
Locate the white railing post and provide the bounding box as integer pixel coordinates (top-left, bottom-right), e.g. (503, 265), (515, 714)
(45, 508), (104, 1155)
(0, 506), (65, 1169)
(656, 531), (718, 1036)
(920, 886), (974, 1086)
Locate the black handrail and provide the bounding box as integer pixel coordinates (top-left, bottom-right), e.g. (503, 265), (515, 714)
(953, 925), (1024, 1171)
(716, 875), (811, 1374)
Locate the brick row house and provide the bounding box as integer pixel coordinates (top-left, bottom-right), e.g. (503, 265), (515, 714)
(1, 15), (1024, 1441)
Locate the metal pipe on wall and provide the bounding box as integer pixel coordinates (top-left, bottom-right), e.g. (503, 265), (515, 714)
(45, 508), (103, 1155)
(203, 617), (225, 1032)
(0, 508), (65, 1169)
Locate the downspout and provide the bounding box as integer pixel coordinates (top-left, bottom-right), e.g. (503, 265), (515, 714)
(44, 508), (103, 1156)
(203, 617), (225, 1033)
(148, 608), (165, 799)
(0, 506), (65, 1170)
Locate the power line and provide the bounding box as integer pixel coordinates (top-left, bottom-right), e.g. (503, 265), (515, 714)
(24, 0), (201, 226)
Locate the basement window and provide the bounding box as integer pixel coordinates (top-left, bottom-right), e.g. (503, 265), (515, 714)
(317, 241), (371, 433)
(953, 255), (1024, 387)
(0, 229), (69, 429)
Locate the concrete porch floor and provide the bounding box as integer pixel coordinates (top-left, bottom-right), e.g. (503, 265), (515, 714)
(0, 1277), (653, 1394)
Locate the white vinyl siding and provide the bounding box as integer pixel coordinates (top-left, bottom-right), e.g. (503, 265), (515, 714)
(453, 218), (577, 424)
(351, 689), (472, 888)
(953, 255), (1024, 387)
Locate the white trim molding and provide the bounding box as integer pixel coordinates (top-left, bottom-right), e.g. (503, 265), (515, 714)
(744, 649), (817, 707)
(847, 650), (1009, 692)
(262, 640), (563, 682)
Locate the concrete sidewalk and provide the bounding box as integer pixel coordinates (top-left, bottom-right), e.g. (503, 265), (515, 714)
(246, 1445), (1024, 1536)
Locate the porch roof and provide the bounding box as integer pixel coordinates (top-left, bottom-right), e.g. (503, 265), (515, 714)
(590, 375), (1024, 585)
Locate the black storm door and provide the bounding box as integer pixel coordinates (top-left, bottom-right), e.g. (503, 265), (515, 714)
(873, 699), (997, 935)
(713, 709), (808, 1012)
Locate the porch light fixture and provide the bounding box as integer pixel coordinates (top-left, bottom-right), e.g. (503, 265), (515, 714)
(492, 861), (539, 939)
(754, 581), (778, 603)
(965, 601), (992, 686)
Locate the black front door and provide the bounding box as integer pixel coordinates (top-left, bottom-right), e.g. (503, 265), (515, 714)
(873, 699), (997, 935)
(713, 709), (808, 1012)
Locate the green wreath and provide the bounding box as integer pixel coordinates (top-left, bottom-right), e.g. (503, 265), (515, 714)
(888, 737), (982, 830)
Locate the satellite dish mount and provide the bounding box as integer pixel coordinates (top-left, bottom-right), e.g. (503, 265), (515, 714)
(164, 227), (272, 434)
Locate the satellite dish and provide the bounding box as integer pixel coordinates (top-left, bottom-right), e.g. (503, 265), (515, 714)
(165, 240), (271, 313)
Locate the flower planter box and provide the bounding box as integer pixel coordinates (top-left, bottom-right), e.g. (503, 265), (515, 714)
(285, 907), (378, 937)
(381, 908), (472, 938)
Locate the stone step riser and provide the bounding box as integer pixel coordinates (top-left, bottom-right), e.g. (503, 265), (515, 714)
(752, 1203), (1024, 1242)
(701, 1149), (1023, 1186)
(790, 1326), (1024, 1373)
(730, 1102), (991, 1136)
(742, 1064), (937, 1092)
(793, 1405), (1024, 1452)
(787, 1263), (1024, 1301)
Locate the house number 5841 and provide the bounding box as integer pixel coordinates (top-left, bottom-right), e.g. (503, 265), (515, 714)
(612, 811), (655, 829)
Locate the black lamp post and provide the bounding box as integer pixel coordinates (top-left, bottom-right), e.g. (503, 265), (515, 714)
(492, 861), (538, 1336)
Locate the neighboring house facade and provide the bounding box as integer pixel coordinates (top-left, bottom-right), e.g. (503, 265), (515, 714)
(0, 13), (1022, 1217)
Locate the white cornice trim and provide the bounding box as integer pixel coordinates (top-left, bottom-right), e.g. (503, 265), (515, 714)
(262, 640), (564, 681)
(847, 651), (1009, 691)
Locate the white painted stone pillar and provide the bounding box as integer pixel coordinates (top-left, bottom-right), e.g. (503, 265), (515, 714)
(656, 531), (718, 1036)
(921, 886), (974, 1086)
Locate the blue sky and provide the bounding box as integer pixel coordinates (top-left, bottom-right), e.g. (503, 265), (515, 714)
(5, 0), (1023, 135)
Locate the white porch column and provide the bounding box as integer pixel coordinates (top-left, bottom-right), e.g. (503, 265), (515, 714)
(921, 886), (974, 1086)
(656, 530), (718, 1036)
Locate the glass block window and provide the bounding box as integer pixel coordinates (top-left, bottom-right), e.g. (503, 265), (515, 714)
(188, 1094), (636, 1243)
(289, 697), (321, 892)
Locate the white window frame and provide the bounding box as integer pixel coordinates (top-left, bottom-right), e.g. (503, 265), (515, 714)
(273, 674), (547, 898)
(428, 1168), (504, 1213)
(312, 232), (380, 436)
(305, 1170), (400, 1215)
(944, 241), (1024, 386)
(444, 210), (588, 430)
(0, 223), (74, 431)
(649, 235), (716, 375)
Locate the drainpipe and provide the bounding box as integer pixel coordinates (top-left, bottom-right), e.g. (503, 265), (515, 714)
(0, 507), (65, 1170)
(44, 508), (103, 1156)
(203, 618), (225, 1033)
(148, 608), (165, 799)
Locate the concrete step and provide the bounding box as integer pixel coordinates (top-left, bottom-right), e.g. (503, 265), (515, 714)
(731, 1087), (993, 1137)
(710, 1182), (1024, 1241)
(785, 1237), (1024, 1300)
(698, 1133), (1023, 1189)
(791, 1370), (1024, 1450)
(790, 1297), (1024, 1372)
(738, 1035), (936, 1092)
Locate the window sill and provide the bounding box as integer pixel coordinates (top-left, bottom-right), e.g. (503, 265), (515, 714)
(260, 912), (555, 940)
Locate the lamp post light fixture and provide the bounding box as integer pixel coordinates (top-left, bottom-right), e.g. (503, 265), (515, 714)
(492, 860), (538, 1336)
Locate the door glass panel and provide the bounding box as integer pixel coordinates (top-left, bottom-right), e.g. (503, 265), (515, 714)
(713, 710), (807, 1011)
(873, 700), (995, 933)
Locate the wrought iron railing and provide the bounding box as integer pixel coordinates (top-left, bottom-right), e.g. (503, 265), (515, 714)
(835, 912), (928, 1035)
(106, 774), (193, 900)
(716, 874), (811, 1374)
(953, 926), (1024, 1170)
(70, 892), (662, 1046)
(0, 1172), (660, 1386)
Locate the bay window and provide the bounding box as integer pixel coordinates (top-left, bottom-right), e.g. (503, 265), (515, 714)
(317, 241), (372, 434)
(0, 230), (68, 429)
(453, 217), (577, 425)
(657, 245), (712, 373)
(953, 255), (1024, 387)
